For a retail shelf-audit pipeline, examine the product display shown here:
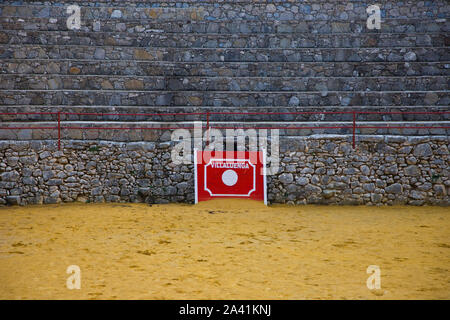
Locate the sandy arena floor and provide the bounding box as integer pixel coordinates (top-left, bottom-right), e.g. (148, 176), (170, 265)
(0, 200), (448, 300)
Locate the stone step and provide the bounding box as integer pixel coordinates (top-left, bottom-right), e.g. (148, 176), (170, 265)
(1, 74), (448, 92)
(3, 45), (448, 62)
(2, 60), (449, 77)
(1, 105), (448, 122)
(0, 121), (448, 141)
(1, 1), (448, 21)
(0, 0), (447, 4)
(1, 90), (448, 107)
(1, 0), (445, 5)
(2, 29), (448, 48)
(1, 17), (448, 34)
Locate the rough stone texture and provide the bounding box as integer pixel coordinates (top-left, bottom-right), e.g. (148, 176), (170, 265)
(0, 1), (448, 207)
(3, 29), (447, 49)
(268, 136), (449, 205)
(1, 89), (449, 108)
(0, 1), (448, 115)
(0, 1), (448, 21)
(0, 140), (195, 205)
(0, 1), (448, 123)
(0, 136), (448, 206)
(5, 74), (448, 92)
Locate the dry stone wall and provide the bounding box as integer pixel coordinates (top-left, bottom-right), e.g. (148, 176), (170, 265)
(0, 0), (448, 206)
(0, 136), (448, 206)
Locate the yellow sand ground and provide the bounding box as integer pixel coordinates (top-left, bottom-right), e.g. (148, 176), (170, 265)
(0, 200), (448, 300)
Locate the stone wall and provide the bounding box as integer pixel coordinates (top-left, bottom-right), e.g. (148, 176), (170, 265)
(271, 135), (449, 205)
(0, 135), (448, 206)
(1, 0), (449, 115)
(0, 0), (448, 207)
(0, 139), (194, 205)
(1, 1), (448, 21)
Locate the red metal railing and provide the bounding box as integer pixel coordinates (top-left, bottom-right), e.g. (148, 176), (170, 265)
(0, 110), (449, 150)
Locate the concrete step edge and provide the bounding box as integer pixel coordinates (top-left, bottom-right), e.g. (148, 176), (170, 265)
(4, 59), (450, 64)
(3, 29), (449, 36)
(2, 74), (449, 79)
(1, 89), (448, 93)
(2, 105), (448, 109)
(4, 43), (449, 49)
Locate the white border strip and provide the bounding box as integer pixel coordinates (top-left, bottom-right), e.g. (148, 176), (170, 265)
(204, 159), (256, 197)
(262, 148), (267, 205)
(194, 148), (198, 204)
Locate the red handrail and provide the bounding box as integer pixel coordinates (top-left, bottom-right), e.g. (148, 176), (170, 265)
(0, 110), (448, 151)
(2, 111), (449, 116)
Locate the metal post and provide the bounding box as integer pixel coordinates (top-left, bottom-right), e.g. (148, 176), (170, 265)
(206, 111), (210, 147)
(57, 111), (61, 151)
(352, 111), (356, 149)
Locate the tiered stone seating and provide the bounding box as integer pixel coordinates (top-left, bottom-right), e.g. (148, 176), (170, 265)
(0, 0), (448, 137)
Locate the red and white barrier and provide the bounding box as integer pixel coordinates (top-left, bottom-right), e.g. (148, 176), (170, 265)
(194, 150), (267, 204)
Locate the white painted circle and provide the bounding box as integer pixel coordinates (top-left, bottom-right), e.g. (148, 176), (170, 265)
(222, 169), (238, 186)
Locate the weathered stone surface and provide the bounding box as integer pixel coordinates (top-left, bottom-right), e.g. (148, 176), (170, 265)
(1, 171), (20, 182)
(266, 4), (276, 13)
(93, 21), (101, 32)
(413, 143), (433, 158)
(43, 170), (54, 181)
(305, 184), (322, 194)
(331, 22), (350, 33)
(1, 135), (447, 206)
(404, 52), (417, 62)
(39, 151), (51, 159)
(124, 79), (144, 90)
(0, 1), (448, 207)
(47, 179), (62, 186)
(405, 165), (420, 176)
(296, 177), (309, 186)
(360, 165), (370, 176)
(111, 10), (123, 19)
(6, 195), (21, 205)
(279, 173), (294, 184)
(363, 183), (376, 192)
(134, 49), (153, 60)
(433, 184), (447, 196)
(69, 67), (81, 75)
(322, 190), (335, 199)
(101, 80), (113, 90)
(410, 190), (426, 200)
(384, 165), (398, 175)
(424, 92), (439, 105)
(288, 96), (300, 106)
(94, 48), (106, 60)
(386, 183), (403, 194)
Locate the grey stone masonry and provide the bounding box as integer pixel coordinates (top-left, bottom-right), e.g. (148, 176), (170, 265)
(1, 30), (448, 48)
(1, 61), (449, 77)
(0, 0), (448, 206)
(0, 136), (448, 206)
(2, 45), (448, 62)
(1, 90), (448, 107)
(0, 121), (449, 141)
(1, 106), (449, 123)
(1, 75), (448, 91)
(1, 17), (448, 34)
(0, 1), (448, 21)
